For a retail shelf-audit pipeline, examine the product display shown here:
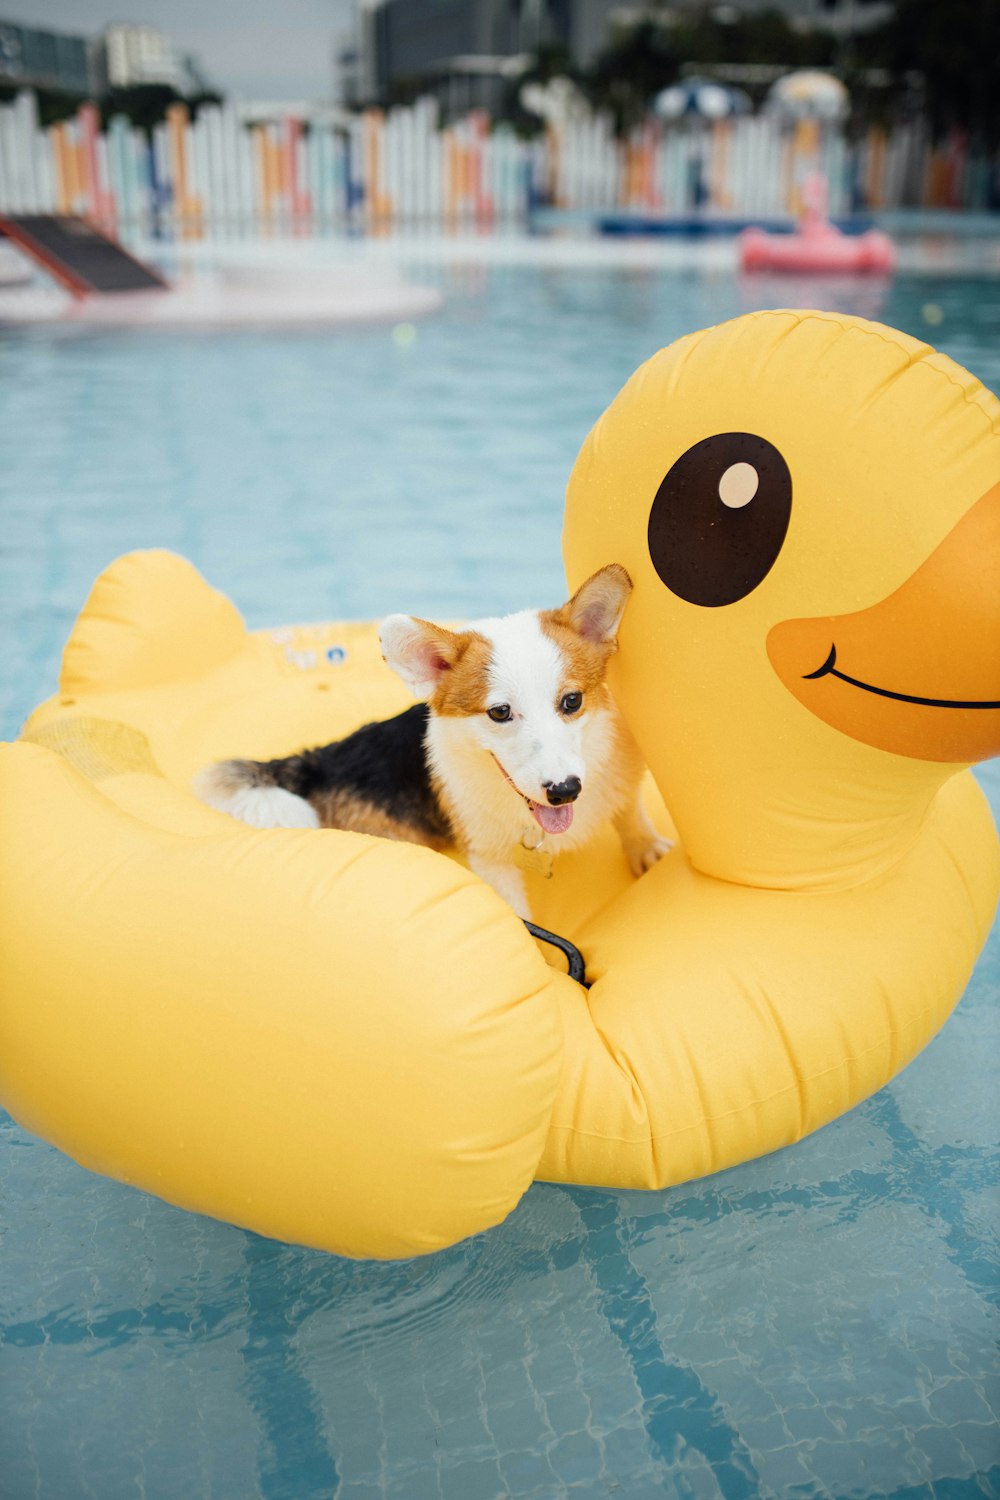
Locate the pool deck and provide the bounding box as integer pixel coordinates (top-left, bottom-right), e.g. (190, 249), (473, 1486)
(142, 223), (1000, 278)
(0, 258), (444, 328)
(0, 215), (997, 330)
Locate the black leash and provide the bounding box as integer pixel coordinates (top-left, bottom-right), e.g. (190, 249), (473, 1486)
(523, 920), (590, 988)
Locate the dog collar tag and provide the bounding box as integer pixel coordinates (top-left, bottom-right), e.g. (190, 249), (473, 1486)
(516, 829), (554, 879)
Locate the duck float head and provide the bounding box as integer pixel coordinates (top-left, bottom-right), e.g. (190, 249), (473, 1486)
(0, 309), (997, 1258)
(565, 308), (1000, 892)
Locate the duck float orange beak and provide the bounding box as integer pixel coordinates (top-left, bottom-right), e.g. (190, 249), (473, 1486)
(768, 481), (1000, 764)
(1, 310), (997, 1258)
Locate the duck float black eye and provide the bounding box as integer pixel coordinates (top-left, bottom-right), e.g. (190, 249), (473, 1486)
(647, 431), (792, 608)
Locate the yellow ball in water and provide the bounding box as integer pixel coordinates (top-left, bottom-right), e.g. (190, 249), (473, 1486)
(392, 322), (418, 348)
(921, 303), (944, 327)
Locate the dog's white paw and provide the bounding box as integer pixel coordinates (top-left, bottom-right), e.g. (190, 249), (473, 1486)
(625, 833), (673, 878)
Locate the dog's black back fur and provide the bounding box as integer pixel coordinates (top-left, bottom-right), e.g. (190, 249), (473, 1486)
(256, 703), (451, 842)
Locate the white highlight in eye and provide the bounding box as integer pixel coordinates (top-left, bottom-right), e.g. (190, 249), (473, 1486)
(718, 462), (759, 509)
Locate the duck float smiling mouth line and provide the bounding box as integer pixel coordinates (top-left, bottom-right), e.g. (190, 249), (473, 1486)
(766, 478), (1000, 765)
(803, 643), (1000, 711)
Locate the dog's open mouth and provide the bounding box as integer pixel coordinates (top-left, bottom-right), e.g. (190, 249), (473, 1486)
(529, 801), (574, 836)
(491, 753), (577, 836)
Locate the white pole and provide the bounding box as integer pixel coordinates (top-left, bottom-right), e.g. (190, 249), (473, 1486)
(13, 91), (40, 211)
(239, 109), (255, 233)
(0, 106), (22, 212)
(34, 125), (56, 212)
(0, 105), (9, 212)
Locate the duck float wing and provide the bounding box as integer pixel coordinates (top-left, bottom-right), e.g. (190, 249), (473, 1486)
(0, 732), (567, 1260)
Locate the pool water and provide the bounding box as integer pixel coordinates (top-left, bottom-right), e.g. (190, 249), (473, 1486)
(1, 248), (999, 1500)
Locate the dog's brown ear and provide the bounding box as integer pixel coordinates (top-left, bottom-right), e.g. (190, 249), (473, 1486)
(379, 615), (465, 698)
(561, 564), (633, 645)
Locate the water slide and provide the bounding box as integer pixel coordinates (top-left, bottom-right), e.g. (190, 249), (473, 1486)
(0, 214), (168, 297)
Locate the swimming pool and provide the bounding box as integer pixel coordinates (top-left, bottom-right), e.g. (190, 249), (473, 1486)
(1, 243), (998, 1499)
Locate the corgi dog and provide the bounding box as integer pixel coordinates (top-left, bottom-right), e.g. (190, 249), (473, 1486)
(195, 565), (669, 920)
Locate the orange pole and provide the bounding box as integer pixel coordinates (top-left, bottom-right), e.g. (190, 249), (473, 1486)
(464, 138), (476, 210)
(627, 141), (641, 207)
(639, 131), (651, 209)
(65, 125), (84, 212)
(271, 123), (286, 215)
(933, 150), (947, 207)
(251, 126), (269, 226)
(711, 120), (732, 211)
(472, 111), (492, 228)
(283, 116), (296, 219)
(76, 103), (96, 219)
(647, 123), (661, 211)
(166, 102), (192, 235)
(286, 116), (312, 224)
(444, 129), (458, 229)
(865, 126), (887, 209)
(547, 125), (560, 208)
(267, 129), (282, 221)
(49, 124), (72, 213)
(364, 109), (387, 225)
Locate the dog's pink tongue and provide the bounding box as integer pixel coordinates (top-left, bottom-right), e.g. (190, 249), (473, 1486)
(530, 801), (574, 836)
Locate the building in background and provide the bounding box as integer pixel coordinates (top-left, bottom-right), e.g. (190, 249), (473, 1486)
(91, 23), (208, 97)
(347, 0), (621, 114)
(348, 0), (893, 115)
(608, 0), (891, 31)
(0, 17), (91, 97)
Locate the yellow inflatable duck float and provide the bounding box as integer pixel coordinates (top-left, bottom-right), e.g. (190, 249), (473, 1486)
(1, 309), (998, 1259)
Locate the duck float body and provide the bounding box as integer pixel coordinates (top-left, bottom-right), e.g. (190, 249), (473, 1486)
(1, 309), (998, 1259)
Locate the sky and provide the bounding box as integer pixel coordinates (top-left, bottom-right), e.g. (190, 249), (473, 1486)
(18, 0), (357, 100)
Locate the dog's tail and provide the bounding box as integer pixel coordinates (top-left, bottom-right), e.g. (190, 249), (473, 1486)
(194, 756), (321, 830)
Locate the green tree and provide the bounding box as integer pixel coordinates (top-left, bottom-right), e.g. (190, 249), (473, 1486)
(98, 83), (223, 133)
(674, 9), (835, 75)
(504, 42), (580, 135)
(585, 20), (681, 134)
(0, 83), (85, 127)
(581, 8), (838, 134)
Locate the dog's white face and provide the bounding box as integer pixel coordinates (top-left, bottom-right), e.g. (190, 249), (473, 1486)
(379, 565), (631, 837)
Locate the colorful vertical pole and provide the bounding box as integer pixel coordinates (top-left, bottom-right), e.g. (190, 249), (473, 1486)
(284, 116), (299, 226)
(363, 109), (390, 227)
(864, 125), (887, 209)
(49, 123), (73, 212)
(710, 120), (732, 211)
(166, 102), (192, 236)
(253, 125), (273, 231)
(470, 110), (493, 228)
(78, 104), (104, 225)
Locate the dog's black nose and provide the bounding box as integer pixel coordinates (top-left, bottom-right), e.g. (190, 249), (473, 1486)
(544, 777), (581, 806)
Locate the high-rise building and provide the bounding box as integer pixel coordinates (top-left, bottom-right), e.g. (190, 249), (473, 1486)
(353, 0), (620, 114)
(92, 23), (206, 95)
(0, 17), (91, 96)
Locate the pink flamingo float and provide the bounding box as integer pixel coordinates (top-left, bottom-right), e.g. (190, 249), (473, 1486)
(740, 173), (896, 275)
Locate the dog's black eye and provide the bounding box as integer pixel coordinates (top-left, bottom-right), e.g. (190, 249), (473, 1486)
(487, 703), (512, 723)
(647, 433), (792, 607)
(560, 692), (583, 715)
